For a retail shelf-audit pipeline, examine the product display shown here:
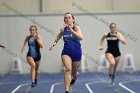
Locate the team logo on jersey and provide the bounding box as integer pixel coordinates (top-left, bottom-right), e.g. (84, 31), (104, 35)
(63, 34), (73, 38)
(106, 37), (117, 40)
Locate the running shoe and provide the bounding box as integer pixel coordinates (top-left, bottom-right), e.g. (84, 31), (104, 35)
(65, 91), (69, 93)
(70, 79), (75, 86)
(34, 79), (38, 85)
(111, 79), (115, 86)
(31, 82), (36, 87)
(111, 74), (115, 86)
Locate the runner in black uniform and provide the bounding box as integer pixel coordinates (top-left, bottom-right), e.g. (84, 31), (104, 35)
(99, 23), (127, 85)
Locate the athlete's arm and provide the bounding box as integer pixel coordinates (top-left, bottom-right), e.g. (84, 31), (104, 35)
(99, 33), (108, 50)
(115, 32), (127, 44)
(49, 28), (63, 50)
(36, 35), (43, 48)
(69, 25), (83, 40)
(21, 36), (28, 54)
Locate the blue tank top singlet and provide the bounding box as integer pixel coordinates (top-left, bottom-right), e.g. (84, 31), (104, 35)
(62, 25), (82, 62)
(63, 25), (81, 49)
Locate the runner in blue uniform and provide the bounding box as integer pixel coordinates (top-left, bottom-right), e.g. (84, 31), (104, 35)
(50, 12), (83, 93)
(99, 23), (127, 85)
(21, 25), (43, 87)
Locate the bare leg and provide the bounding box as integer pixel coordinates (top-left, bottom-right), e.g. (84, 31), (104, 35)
(71, 61), (81, 82)
(62, 55), (72, 92)
(35, 61), (40, 79)
(114, 56), (120, 74)
(105, 53), (115, 75)
(27, 57), (36, 83)
(35, 61), (40, 84)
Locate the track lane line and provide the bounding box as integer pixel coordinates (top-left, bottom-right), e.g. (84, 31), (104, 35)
(11, 83), (30, 93)
(50, 82), (63, 93)
(119, 79), (140, 93)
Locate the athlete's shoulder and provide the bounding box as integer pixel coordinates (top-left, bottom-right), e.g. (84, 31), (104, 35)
(36, 34), (42, 38)
(25, 35), (30, 41)
(27, 35), (31, 38)
(60, 26), (66, 33)
(116, 32), (122, 35)
(73, 25), (81, 32)
(74, 24), (80, 28)
(104, 32), (109, 37)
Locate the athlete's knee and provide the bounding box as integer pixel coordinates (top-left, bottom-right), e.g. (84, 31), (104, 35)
(65, 67), (72, 72)
(31, 63), (36, 69)
(110, 62), (115, 67)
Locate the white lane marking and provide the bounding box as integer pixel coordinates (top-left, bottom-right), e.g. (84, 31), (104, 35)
(11, 83), (30, 93)
(50, 82), (63, 93)
(119, 79), (140, 93)
(85, 81), (105, 93)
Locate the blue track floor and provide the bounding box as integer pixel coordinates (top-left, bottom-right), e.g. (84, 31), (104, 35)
(0, 72), (140, 93)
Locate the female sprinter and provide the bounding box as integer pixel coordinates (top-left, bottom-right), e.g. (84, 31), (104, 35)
(21, 25), (43, 87)
(50, 12), (83, 93)
(99, 23), (127, 85)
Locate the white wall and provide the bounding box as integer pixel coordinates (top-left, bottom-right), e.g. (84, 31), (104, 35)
(0, 12), (140, 74)
(0, 0), (140, 14)
(0, 0), (40, 14)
